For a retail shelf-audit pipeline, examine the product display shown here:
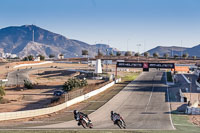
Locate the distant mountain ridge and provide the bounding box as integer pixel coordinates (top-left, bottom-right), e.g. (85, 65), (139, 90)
(147, 45), (200, 57)
(0, 25), (117, 58)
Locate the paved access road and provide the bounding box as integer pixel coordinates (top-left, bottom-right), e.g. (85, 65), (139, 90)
(6, 68), (32, 86)
(33, 70), (174, 130)
(6, 66), (90, 86)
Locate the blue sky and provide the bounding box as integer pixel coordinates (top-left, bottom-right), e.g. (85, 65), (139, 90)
(1, 0), (200, 52)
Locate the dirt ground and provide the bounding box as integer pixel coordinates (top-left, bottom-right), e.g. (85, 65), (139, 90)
(189, 115), (200, 126)
(0, 72), (137, 128)
(0, 62), (116, 113)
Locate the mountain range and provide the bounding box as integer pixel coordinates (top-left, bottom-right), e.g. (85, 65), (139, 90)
(0, 25), (117, 58)
(147, 45), (200, 57)
(1, 25), (200, 58)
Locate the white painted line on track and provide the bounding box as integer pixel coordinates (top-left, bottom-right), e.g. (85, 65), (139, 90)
(181, 74), (191, 84)
(0, 128), (179, 131)
(165, 72), (176, 130)
(145, 74), (156, 112)
(145, 84), (154, 112)
(89, 101), (107, 102)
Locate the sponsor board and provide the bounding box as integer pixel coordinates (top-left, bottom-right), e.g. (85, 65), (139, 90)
(117, 62), (175, 69)
(148, 63), (174, 68)
(116, 62), (143, 68)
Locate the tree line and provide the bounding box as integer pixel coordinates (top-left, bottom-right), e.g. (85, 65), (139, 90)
(82, 50), (195, 59)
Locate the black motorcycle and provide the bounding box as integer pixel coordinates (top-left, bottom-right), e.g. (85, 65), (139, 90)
(112, 114), (126, 129)
(79, 115), (93, 129)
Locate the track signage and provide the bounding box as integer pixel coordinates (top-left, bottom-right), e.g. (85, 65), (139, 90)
(116, 62), (174, 69)
(116, 62), (143, 68)
(148, 63), (174, 69)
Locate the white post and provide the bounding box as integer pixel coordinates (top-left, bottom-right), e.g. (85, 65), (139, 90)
(95, 59), (102, 74)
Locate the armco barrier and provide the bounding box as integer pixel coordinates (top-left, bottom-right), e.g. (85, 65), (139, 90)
(196, 80), (200, 87)
(13, 61), (53, 68)
(0, 78), (121, 121)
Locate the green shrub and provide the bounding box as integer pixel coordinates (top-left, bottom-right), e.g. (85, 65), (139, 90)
(63, 78), (88, 92)
(0, 86), (5, 97)
(24, 80), (33, 89)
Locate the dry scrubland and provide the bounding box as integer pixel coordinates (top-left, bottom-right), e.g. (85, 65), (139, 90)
(0, 62), (111, 112)
(1, 62), (138, 113)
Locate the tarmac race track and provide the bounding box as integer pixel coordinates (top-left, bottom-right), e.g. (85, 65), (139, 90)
(32, 70), (175, 130)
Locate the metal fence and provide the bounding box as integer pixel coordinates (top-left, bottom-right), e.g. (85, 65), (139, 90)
(64, 89), (84, 101)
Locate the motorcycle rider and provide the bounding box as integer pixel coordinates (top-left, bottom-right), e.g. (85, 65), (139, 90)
(74, 110), (90, 126)
(110, 111), (125, 125)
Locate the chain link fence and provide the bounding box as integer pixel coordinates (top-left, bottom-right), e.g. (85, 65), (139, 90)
(64, 89), (84, 101)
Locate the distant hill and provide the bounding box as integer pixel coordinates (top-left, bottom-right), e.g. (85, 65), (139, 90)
(185, 44), (200, 57)
(147, 46), (188, 57)
(0, 25), (117, 58)
(146, 45), (200, 57)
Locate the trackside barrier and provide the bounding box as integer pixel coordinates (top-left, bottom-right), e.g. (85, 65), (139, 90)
(186, 107), (200, 115)
(0, 78), (121, 121)
(194, 69), (200, 76)
(195, 81), (200, 91)
(179, 89), (185, 102)
(13, 61), (53, 68)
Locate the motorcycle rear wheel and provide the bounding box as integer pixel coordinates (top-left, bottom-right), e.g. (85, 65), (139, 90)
(80, 120), (87, 128)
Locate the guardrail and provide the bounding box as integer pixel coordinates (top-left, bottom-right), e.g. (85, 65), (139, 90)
(0, 78), (121, 121)
(179, 89), (185, 102)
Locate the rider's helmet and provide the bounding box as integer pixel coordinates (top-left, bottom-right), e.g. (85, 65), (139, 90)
(111, 111), (114, 115)
(74, 110), (78, 115)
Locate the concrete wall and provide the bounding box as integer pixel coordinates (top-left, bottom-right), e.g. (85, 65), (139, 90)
(13, 61), (53, 68)
(0, 78), (121, 121)
(194, 69), (200, 77)
(195, 81), (200, 91)
(186, 107), (200, 115)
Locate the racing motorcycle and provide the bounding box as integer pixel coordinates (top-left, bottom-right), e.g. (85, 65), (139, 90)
(79, 114), (93, 128)
(112, 114), (126, 129)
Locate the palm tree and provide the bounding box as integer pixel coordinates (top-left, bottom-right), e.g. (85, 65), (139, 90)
(116, 51), (121, 56)
(182, 53), (189, 59)
(125, 51), (132, 56)
(109, 51), (114, 56)
(163, 53), (169, 59)
(174, 54), (179, 59)
(144, 52), (149, 58)
(49, 54), (55, 58)
(153, 52), (159, 58)
(27, 55), (34, 61)
(38, 54), (45, 60)
(0, 86), (5, 98)
(82, 50), (88, 56)
(193, 56), (196, 60)
(134, 53), (140, 57)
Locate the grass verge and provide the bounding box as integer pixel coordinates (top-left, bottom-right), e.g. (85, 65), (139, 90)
(122, 72), (141, 81)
